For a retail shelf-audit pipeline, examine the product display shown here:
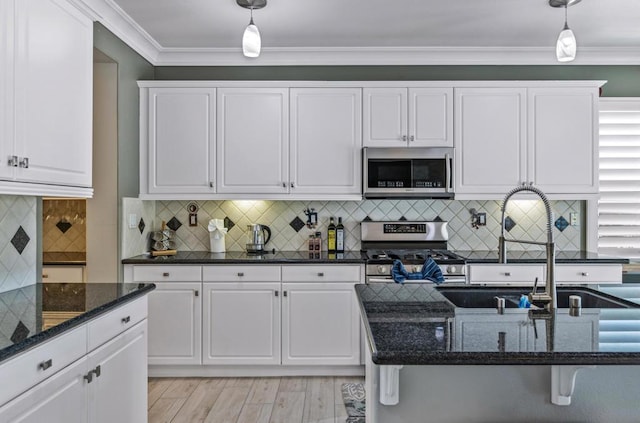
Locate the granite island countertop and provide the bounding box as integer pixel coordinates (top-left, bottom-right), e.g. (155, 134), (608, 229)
(122, 250), (366, 264)
(357, 283), (640, 366)
(0, 282), (155, 364)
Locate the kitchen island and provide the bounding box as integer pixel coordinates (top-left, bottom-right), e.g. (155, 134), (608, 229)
(357, 283), (640, 423)
(0, 282), (155, 423)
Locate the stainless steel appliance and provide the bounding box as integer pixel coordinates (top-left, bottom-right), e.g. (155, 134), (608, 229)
(246, 223), (272, 254)
(361, 220), (466, 284)
(363, 147), (454, 199)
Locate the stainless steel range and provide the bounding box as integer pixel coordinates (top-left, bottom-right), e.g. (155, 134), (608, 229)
(361, 220), (466, 284)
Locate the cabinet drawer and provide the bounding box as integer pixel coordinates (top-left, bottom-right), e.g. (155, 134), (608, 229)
(87, 296), (147, 351)
(468, 264), (544, 285)
(0, 325), (87, 406)
(282, 265), (361, 282)
(41, 266), (84, 283)
(556, 264), (622, 284)
(203, 266), (281, 282)
(132, 265), (201, 282)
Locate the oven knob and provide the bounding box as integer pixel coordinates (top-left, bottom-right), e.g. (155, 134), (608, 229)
(377, 265), (389, 274)
(447, 266), (457, 274)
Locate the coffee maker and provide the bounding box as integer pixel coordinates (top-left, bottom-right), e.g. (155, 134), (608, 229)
(246, 224), (271, 254)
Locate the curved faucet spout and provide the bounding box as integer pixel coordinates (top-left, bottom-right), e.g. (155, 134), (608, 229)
(498, 183), (556, 310)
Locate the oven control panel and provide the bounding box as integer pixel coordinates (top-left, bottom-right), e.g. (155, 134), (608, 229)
(383, 223), (426, 234)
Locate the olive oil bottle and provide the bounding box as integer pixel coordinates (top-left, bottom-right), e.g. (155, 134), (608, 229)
(336, 217), (345, 254)
(327, 217), (337, 253)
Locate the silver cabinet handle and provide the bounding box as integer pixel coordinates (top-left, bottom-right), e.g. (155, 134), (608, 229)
(401, 135), (407, 142)
(84, 372), (93, 383)
(290, 182), (295, 188)
(409, 135), (415, 142)
(195, 290), (199, 297)
(504, 272), (511, 276)
(8, 156), (18, 167)
(162, 272), (170, 277)
(122, 316), (131, 324)
(275, 290), (279, 297)
(237, 272), (244, 277)
(282, 182), (286, 188)
(19, 157), (28, 168)
(317, 272), (324, 277)
(283, 291), (288, 297)
(42, 274), (48, 279)
(209, 181), (214, 188)
(581, 272), (589, 277)
(39, 359), (53, 371)
(93, 365), (101, 378)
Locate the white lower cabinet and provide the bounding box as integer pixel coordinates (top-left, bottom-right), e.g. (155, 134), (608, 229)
(282, 282), (361, 365)
(203, 282), (281, 365)
(148, 283), (202, 365)
(454, 313), (528, 352)
(0, 297), (149, 423)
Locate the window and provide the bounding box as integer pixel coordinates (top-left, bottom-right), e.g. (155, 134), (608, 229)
(598, 99), (640, 258)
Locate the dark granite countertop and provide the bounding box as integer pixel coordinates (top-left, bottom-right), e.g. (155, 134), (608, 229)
(122, 250), (366, 264)
(0, 283), (155, 364)
(43, 252), (87, 265)
(456, 250), (629, 264)
(356, 283), (640, 365)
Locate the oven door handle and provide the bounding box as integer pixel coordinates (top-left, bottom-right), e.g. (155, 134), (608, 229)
(367, 278), (395, 283)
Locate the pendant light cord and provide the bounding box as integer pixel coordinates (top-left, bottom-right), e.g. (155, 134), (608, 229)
(563, 4), (569, 30)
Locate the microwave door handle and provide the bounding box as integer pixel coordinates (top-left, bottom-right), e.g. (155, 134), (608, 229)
(445, 153), (452, 192)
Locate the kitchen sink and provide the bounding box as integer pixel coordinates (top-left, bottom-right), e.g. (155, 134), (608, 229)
(436, 286), (640, 309)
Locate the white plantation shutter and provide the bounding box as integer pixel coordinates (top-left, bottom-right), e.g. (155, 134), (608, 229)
(598, 99), (640, 258)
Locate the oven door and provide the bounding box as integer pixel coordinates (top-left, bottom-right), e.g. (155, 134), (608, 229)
(363, 147), (454, 199)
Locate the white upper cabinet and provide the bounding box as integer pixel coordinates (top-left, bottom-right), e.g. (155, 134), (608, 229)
(455, 84), (600, 198)
(290, 88), (362, 196)
(527, 88), (598, 195)
(144, 87), (216, 196)
(455, 88), (527, 194)
(363, 87), (453, 147)
(216, 88), (289, 194)
(1, 0), (93, 196)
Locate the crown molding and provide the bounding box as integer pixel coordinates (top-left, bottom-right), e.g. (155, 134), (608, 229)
(77, 0), (640, 67)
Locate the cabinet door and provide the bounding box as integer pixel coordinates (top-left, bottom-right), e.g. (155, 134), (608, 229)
(282, 282), (360, 365)
(363, 88), (407, 147)
(216, 88), (289, 194)
(409, 88), (453, 147)
(290, 88), (362, 196)
(455, 88), (527, 194)
(527, 312), (598, 352)
(148, 283), (202, 365)
(147, 87), (216, 194)
(455, 314), (527, 352)
(14, 0), (92, 187)
(0, 0), (14, 180)
(528, 88), (598, 194)
(202, 282), (281, 365)
(87, 320), (147, 423)
(0, 356), (88, 423)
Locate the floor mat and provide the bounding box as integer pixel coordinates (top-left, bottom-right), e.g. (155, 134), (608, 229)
(341, 382), (365, 423)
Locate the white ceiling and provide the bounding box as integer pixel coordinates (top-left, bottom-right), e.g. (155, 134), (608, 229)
(80, 0), (640, 65)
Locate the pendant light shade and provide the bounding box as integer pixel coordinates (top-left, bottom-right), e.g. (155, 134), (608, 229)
(556, 26), (576, 62)
(549, 0), (580, 63)
(242, 18), (261, 58)
(237, 0), (266, 58)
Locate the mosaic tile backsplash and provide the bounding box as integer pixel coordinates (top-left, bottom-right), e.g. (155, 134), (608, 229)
(124, 199), (583, 256)
(0, 196), (37, 293)
(42, 199), (86, 253)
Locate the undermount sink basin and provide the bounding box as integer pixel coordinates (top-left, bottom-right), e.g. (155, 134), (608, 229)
(436, 286), (640, 309)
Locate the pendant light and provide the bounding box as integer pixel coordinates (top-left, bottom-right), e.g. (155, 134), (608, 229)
(236, 0), (267, 58)
(549, 0), (581, 63)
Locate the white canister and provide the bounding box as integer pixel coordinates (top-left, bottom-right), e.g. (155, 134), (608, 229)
(208, 219), (228, 253)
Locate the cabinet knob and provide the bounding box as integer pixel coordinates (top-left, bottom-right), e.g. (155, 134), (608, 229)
(409, 135), (415, 142)
(122, 316), (131, 324)
(19, 157), (29, 168)
(290, 182), (295, 188)
(401, 135), (407, 142)
(237, 272), (244, 277)
(42, 274), (48, 279)
(581, 272), (589, 277)
(282, 182), (286, 188)
(84, 372), (93, 383)
(8, 155), (18, 167)
(93, 365), (101, 378)
(162, 272), (170, 277)
(39, 359), (53, 371)
(504, 272), (511, 277)
(209, 181), (214, 188)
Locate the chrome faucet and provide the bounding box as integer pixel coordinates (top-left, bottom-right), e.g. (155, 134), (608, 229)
(498, 184), (556, 310)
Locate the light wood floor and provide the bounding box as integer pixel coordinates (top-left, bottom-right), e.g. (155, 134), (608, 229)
(148, 376), (364, 423)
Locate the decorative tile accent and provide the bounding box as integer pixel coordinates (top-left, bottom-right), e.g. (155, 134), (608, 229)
(555, 216), (569, 232)
(224, 217), (235, 231)
(138, 218), (146, 234)
(289, 216), (305, 232)
(10, 320), (29, 344)
(434, 216), (443, 222)
(55, 220), (72, 234)
(10, 226), (30, 255)
(166, 217), (182, 231)
(503, 216), (516, 232)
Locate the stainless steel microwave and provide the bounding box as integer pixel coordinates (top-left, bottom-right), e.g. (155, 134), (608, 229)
(363, 147), (454, 199)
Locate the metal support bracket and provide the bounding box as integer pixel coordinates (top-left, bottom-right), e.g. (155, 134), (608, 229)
(551, 364), (595, 405)
(379, 365), (403, 405)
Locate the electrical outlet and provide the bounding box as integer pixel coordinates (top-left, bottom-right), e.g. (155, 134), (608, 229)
(128, 213), (137, 229)
(570, 212), (578, 226)
(478, 213), (486, 226)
